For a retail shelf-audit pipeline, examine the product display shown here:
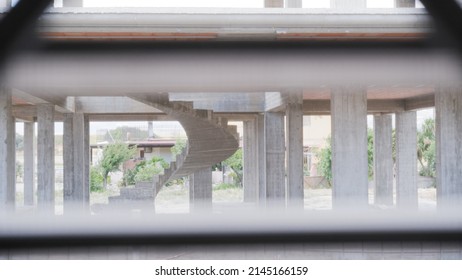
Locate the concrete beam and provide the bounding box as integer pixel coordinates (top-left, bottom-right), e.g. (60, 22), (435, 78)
(0, 89), (15, 210)
(23, 122), (35, 206)
(189, 167), (212, 212)
(243, 118), (258, 203)
(37, 103), (55, 214)
(396, 111), (418, 209)
(302, 99), (408, 115)
(404, 94), (435, 111)
(331, 86), (368, 209)
(285, 92), (304, 209)
(285, 0), (302, 8)
(265, 112), (286, 207)
(373, 114), (394, 206)
(435, 87), (462, 209)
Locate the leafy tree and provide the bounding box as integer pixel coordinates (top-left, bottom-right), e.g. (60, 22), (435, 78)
(99, 142), (137, 188)
(417, 118), (436, 177)
(224, 149), (243, 187)
(171, 138), (187, 156)
(134, 156), (169, 182)
(90, 166), (104, 192)
(15, 133), (24, 150)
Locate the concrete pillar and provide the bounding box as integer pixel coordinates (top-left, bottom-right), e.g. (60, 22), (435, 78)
(265, 112), (286, 207)
(0, 89), (15, 210)
(62, 0), (83, 7)
(84, 115), (90, 207)
(435, 87), (462, 209)
(285, 0), (302, 8)
(257, 114), (266, 205)
(63, 112), (89, 212)
(331, 86), (368, 209)
(373, 114), (394, 206)
(285, 92), (304, 209)
(23, 122), (35, 206)
(189, 167), (212, 212)
(265, 0), (284, 8)
(395, 0), (415, 8)
(331, 0), (366, 8)
(63, 113), (74, 212)
(243, 118), (258, 203)
(37, 103), (55, 213)
(395, 111), (418, 209)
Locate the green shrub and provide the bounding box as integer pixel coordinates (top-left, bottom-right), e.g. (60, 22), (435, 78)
(171, 138), (187, 156)
(90, 167), (104, 192)
(213, 183), (239, 191)
(133, 156), (169, 183)
(417, 118), (436, 177)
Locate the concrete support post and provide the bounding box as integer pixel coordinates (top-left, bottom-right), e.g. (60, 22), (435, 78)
(265, 112), (286, 207)
(84, 115), (90, 207)
(63, 114), (74, 212)
(331, 86), (368, 209)
(265, 0), (284, 8)
(331, 0), (366, 8)
(62, 0), (83, 7)
(435, 87), (462, 209)
(395, 0), (415, 8)
(0, 89), (15, 210)
(37, 104), (55, 213)
(373, 114), (394, 206)
(285, 92), (304, 209)
(257, 114), (266, 206)
(189, 167), (212, 212)
(396, 111), (418, 209)
(285, 0), (302, 8)
(23, 122), (35, 206)
(243, 118), (258, 203)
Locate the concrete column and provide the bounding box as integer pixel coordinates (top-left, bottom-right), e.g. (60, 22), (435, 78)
(189, 167), (212, 212)
(63, 113), (74, 212)
(243, 118), (258, 203)
(265, 112), (286, 207)
(285, 0), (302, 8)
(435, 87), (462, 209)
(0, 89), (15, 210)
(331, 86), (368, 209)
(373, 114), (394, 206)
(62, 0), (83, 7)
(37, 103), (55, 213)
(257, 114), (266, 205)
(265, 0), (284, 8)
(285, 92), (304, 209)
(395, 0), (415, 7)
(396, 111), (418, 209)
(331, 0), (366, 8)
(84, 115), (90, 207)
(23, 122), (35, 206)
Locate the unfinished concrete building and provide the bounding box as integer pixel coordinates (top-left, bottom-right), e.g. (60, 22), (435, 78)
(1, 0), (462, 215)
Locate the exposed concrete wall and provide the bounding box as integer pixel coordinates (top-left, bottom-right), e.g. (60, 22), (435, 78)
(37, 104), (55, 213)
(285, 92), (304, 209)
(331, 0), (366, 8)
(373, 114), (393, 206)
(395, 0), (415, 8)
(243, 118), (258, 203)
(331, 86), (368, 209)
(265, 0), (284, 8)
(23, 122), (35, 206)
(0, 89), (15, 210)
(62, 0), (83, 7)
(189, 167), (212, 212)
(257, 114), (266, 206)
(396, 111), (418, 209)
(435, 87), (462, 209)
(265, 112), (286, 207)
